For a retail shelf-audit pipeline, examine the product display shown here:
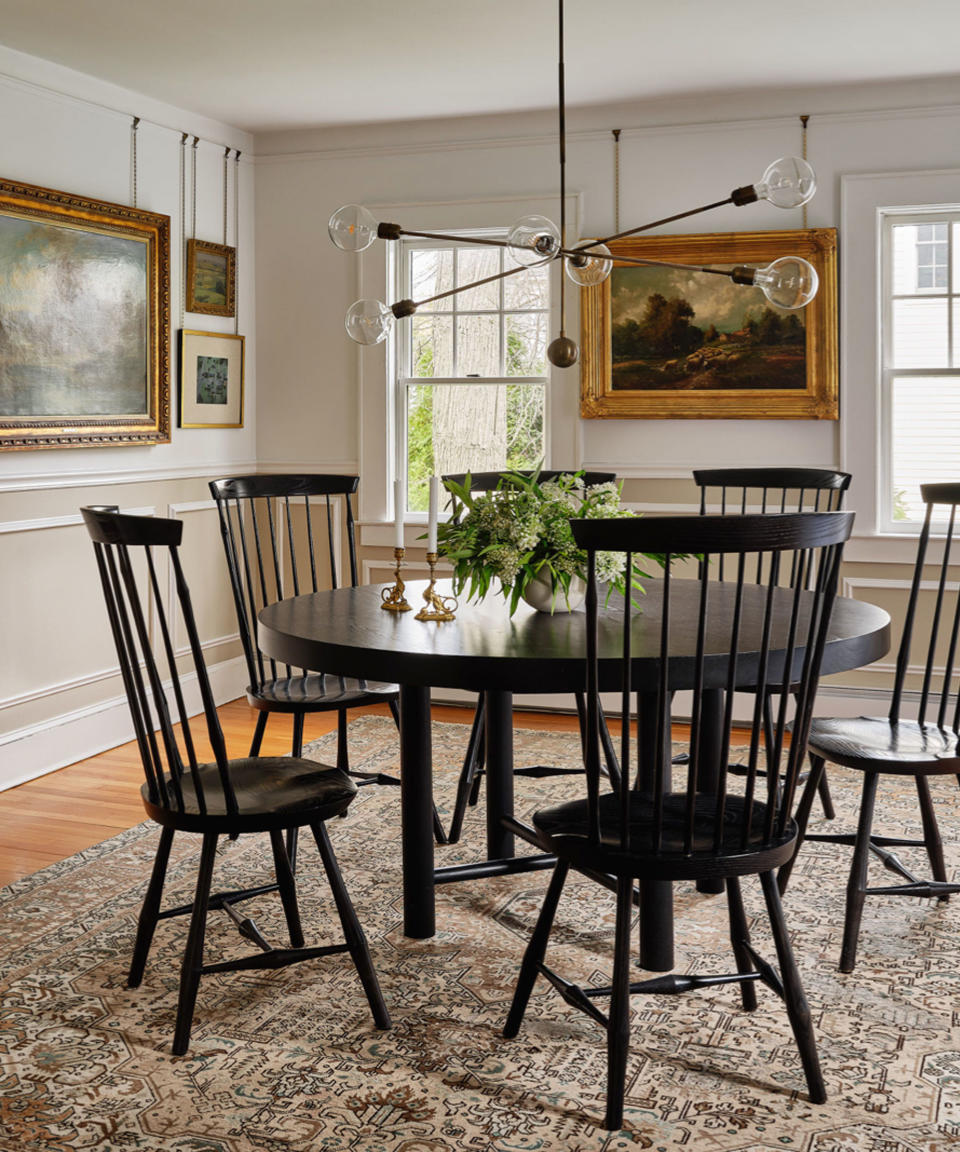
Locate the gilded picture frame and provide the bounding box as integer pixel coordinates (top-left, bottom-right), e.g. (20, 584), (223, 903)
(0, 177), (170, 450)
(580, 228), (838, 419)
(186, 238), (236, 317)
(178, 329), (244, 428)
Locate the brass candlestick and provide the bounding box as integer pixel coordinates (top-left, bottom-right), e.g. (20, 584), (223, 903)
(381, 547), (412, 612)
(415, 552), (458, 621)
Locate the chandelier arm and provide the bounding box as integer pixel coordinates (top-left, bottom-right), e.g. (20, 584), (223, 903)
(558, 248), (745, 280)
(387, 227), (516, 250)
(572, 196), (736, 252)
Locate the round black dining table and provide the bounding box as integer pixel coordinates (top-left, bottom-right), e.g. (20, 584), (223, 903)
(259, 577), (890, 964)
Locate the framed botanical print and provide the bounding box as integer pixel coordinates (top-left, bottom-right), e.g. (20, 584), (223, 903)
(186, 238), (236, 317)
(580, 228), (838, 419)
(0, 177), (170, 450)
(178, 329), (244, 428)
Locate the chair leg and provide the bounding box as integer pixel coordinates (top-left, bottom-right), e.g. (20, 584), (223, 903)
(269, 829), (305, 948)
(447, 697), (486, 844)
(726, 876), (758, 1012)
(127, 826), (175, 988)
(575, 693), (622, 790)
(310, 821), (390, 1030)
(915, 774), (949, 899)
(388, 696), (400, 728)
(172, 832), (218, 1056)
(336, 710), (349, 771)
(249, 711), (269, 757)
(504, 861), (570, 1039)
(604, 875), (634, 1131)
(778, 753), (826, 895)
(759, 870), (826, 1104)
(816, 770), (836, 821)
(291, 711), (305, 758)
(840, 771), (879, 975)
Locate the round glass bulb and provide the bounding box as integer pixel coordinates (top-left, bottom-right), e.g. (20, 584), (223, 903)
(753, 156), (816, 210)
(328, 204), (378, 252)
(565, 243), (613, 287)
(754, 257), (819, 310)
(345, 299), (394, 345)
(507, 214), (561, 266)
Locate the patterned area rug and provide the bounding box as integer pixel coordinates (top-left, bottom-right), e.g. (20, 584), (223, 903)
(2, 717), (960, 1151)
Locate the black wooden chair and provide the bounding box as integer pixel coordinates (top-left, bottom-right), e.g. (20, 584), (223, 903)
(82, 506), (389, 1054)
(779, 481), (960, 973)
(504, 510), (853, 1130)
(210, 474), (444, 848)
(440, 468), (622, 843)
(693, 467), (852, 821)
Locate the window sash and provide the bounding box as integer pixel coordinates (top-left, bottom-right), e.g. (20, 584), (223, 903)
(880, 209), (960, 529)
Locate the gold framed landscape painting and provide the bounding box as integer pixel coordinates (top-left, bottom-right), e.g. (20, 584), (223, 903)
(178, 329), (244, 428)
(580, 228), (838, 419)
(0, 177), (170, 450)
(186, 238), (236, 317)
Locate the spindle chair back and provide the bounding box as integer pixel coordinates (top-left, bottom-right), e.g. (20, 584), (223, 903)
(81, 506), (389, 1053)
(781, 482), (960, 972)
(504, 510), (853, 1130)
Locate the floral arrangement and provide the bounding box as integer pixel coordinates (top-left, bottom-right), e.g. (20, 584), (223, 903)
(437, 468), (661, 615)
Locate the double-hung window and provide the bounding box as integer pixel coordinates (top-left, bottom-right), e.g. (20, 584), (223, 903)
(882, 210), (960, 525)
(395, 233), (550, 511)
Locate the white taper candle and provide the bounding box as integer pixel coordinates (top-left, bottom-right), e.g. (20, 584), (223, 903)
(427, 475), (439, 553)
(394, 478), (405, 549)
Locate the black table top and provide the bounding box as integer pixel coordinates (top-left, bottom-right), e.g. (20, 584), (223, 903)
(258, 579), (891, 695)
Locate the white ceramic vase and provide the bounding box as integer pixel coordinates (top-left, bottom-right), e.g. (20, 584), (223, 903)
(521, 572), (586, 613)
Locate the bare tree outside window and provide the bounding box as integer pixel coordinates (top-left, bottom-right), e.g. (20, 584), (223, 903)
(400, 239), (549, 510)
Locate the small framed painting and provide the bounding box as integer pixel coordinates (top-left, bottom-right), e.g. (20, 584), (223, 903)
(186, 238), (236, 317)
(178, 330), (244, 428)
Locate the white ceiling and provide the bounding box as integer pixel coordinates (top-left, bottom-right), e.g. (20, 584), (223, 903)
(0, 0), (958, 134)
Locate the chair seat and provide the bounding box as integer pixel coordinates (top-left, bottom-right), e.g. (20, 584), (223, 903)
(249, 674), (398, 712)
(142, 757), (357, 833)
(533, 791), (796, 880)
(807, 715), (960, 775)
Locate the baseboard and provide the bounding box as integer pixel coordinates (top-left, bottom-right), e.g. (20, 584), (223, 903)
(432, 682), (890, 723)
(0, 656), (248, 793)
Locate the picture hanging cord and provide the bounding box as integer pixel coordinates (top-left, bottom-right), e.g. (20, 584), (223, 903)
(179, 132), (188, 328)
(234, 150), (241, 334)
(800, 114), (810, 230)
(612, 128), (621, 234)
(130, 116), (139, 208)
(190, 135), (199, 242)
(222, 146), (230, 246)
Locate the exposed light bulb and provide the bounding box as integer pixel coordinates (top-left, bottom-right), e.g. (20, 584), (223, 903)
(753, 257), (819, 310)
(507, 215), (561, 266)
(565, 243), (613, 287)
(753, 157), (817, 210)
(328, 204), (378, 252)
(345, 299), (395, 344)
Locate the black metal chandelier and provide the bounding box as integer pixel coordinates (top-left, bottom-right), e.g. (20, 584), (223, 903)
(329, 0), (818, 368)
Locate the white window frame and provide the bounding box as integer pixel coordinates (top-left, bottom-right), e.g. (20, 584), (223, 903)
(879, 207), (960, 530)
(394, 228), (552, 510)
(841, 168), (960, 557)
(356, 194), (581, 539)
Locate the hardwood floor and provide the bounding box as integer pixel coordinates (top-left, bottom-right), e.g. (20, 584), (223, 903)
(0, 699), (587, 887)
